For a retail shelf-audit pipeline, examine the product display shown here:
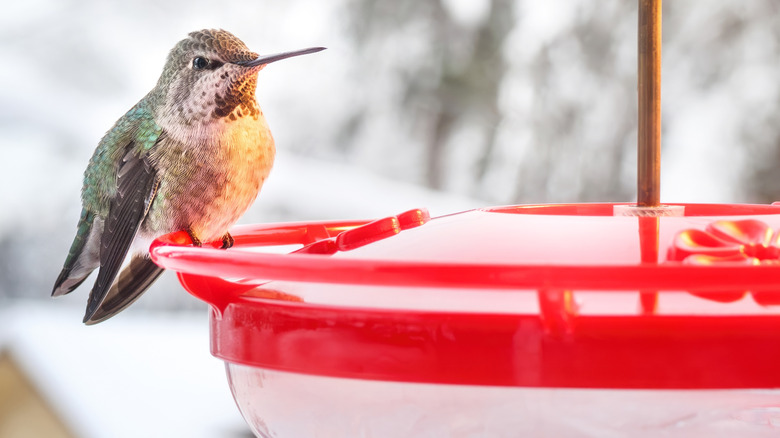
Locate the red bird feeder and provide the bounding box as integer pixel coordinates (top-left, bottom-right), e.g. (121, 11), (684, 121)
(151, 1), (780, 436)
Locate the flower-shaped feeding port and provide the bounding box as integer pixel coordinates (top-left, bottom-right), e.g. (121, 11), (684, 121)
(668, 219), (780, 304)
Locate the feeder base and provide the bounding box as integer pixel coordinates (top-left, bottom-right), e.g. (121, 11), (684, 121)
(226, 364), (780, 438)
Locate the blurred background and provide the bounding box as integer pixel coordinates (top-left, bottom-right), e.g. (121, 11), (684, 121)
(2, 0), (780, 436)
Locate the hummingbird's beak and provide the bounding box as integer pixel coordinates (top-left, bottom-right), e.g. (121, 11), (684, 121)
(235, 47), (326, 68)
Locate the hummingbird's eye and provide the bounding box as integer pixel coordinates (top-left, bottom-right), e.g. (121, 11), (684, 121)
(192, 57), (210, 70)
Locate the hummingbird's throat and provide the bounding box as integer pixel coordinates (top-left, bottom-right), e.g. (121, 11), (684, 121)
(213, 75), (259, 121)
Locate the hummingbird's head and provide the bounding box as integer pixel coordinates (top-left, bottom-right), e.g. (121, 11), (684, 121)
(156, 29), (324, 128)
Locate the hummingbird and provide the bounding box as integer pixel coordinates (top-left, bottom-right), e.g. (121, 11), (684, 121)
(52, 29), (324, 324)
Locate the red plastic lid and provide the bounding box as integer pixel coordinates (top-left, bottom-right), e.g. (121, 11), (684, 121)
(151, 203), (780, 389)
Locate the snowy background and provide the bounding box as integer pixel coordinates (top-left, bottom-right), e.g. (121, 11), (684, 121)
(2, 0), (780, 436)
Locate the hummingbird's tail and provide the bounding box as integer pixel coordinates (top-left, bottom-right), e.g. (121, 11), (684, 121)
(83, 255), (164, 325)
(52, 210), (102, 297)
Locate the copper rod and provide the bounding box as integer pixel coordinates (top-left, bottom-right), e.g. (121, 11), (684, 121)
(637, 0), (662, 207)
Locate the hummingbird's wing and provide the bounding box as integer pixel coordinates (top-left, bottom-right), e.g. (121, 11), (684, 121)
(82, 148), (160, 323)
(84, 254), (164, 325)
(52, 209), (102, 297)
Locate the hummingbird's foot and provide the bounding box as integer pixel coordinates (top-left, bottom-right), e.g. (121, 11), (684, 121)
(186, 228), (202, 247)
(220, 232), (235, 249)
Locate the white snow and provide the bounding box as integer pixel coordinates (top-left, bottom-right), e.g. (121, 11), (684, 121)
(248, 149), (483, 223)
(0, 302), (249, 438)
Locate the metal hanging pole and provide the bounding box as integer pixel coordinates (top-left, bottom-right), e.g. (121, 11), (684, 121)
(637, 0), (662, 207)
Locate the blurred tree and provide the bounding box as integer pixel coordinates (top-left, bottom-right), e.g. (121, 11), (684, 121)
(508, 2), (637, 203)
(733, 3), (780, 202)
(343, 0), (514, 191)
(661, 1), (780, 203)
(343, 0), (780, 204)
(343, 0), (641, 203)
